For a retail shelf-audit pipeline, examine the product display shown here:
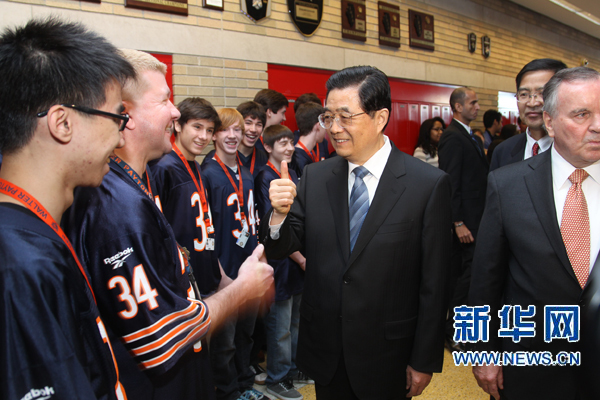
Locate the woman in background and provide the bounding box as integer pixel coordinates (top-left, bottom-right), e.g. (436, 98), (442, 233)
(413, 117), (446, 168)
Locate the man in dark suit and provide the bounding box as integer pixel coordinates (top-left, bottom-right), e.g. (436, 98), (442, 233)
(260, 66), (452, 399)
(438, 87), (488, 347)
(490, 58), (567, 172)
(470, 67), (600, 400)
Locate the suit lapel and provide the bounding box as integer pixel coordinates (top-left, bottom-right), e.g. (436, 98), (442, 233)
(452, 120), (487, 165)
(524, 151), (578, 283)
(327, 157), (351, 264)
(347, 147), (406, 268)
(510, 133), (527, 163)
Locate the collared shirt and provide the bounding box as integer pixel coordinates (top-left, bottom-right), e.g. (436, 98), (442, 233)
(347, 135), (392, 205)
(551, 146), (600, 271)
(454, 118), (472, 135)
(524, 128), (553, 159)
(269, 135), (392, 237)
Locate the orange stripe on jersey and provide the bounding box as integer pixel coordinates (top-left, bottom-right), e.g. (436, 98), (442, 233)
(122, 303), (199, 343)
(129, 306), (208, 356)
(139, 314), (212, 370)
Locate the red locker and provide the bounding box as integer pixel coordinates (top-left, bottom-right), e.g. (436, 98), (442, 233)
(267, 64), (457, 155)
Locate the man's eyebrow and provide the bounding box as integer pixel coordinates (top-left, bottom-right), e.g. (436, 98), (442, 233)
(570, 108), (589, 115)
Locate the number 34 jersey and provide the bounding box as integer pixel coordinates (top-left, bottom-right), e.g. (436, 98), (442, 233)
(150, 151), (221, 297)
(62, 161), (211, 379)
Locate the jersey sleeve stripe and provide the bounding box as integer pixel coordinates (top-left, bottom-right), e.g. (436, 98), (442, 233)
(138, 314), (212, 370)
(129, 306), (208, 356)
(122, 302), (199, 343)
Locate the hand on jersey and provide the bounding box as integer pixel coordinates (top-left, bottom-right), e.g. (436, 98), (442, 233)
(237, 244), (274, 300)
(269, 160), (296, 221)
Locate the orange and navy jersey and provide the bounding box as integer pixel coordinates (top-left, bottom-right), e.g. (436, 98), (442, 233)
(201, 158), (258, 279)
(1, 203), (123, 400)
(202, 148), (268, 178)
(62, 161), (211, 379)
(150, 151), (221, 296)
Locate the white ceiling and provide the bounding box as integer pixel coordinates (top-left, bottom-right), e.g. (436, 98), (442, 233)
(510, 0), (600, 40)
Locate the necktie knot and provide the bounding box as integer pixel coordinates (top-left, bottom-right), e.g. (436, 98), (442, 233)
(568, 169), (589, 185)
(353, 166), (369, 180)
(532, 142), (540, 156)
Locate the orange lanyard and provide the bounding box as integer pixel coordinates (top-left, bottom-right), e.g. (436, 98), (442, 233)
(0, 178), (97, 303)
(214, 154), (248, 223)
(297, 141), (318, 163)
(266, 160), (281, 178)
(237, 149), (256, 175)
(110, 156), (153, 198)
(172, 144), (213, 231)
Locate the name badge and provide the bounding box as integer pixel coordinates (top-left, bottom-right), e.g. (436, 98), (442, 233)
(206, 238), (215, 251)
(236, 225), (250, 248)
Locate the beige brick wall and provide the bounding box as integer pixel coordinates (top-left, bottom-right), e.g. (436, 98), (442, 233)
(5, 0), (600, 127)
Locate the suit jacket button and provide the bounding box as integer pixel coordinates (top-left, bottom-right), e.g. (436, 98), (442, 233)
(343, 276), (351, 284)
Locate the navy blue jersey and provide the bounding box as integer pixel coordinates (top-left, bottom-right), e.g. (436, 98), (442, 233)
(293, 130), (332, 159)
(201, 158), (258, 279)
(238, 147), (269, 178)
(292, 146), (314, 178)
(62, 161), (212, 399)
(1, 203), (122, 400)
(151, 151), (221, 296)
(202, 148), (268, 178)
(254, 166), (304, 301)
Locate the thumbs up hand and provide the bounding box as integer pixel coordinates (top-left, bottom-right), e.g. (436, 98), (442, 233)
(269, 160), (297, 224)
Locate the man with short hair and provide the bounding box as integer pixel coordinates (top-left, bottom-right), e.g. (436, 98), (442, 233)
(253, 89), (289, 152)
(490, 58), (567, 171)
(292, 102), (327, 178)
(237, 101), (269, 177)
(0, 18), (134, 400)
(63, 51), (273, 400)
(482, 110), (502, 150)
(262, 66), (452, 399)
(470, 66), (600, 400)
(438, 87), (488, 349)
(293, 93), (331, 160)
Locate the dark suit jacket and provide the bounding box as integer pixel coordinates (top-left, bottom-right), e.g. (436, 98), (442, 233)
(438, 119), (488, 234)
(260, 144), (452, 399)
(489, 132), (527, 172)
(580, 252), (600, 399)
(470, 149), (582, 400)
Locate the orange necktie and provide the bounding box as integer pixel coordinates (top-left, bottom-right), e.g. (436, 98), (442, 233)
(560, 169), (590, 288)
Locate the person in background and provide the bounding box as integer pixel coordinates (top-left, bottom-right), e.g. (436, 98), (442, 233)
(482, 110), (503, 150)
(413, 117), (446, 168)
(486, 124), (518, 164)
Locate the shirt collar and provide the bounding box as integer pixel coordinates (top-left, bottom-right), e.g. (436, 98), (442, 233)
(551, 145), (600, 190)
(347, 135), (392, 180)
(526, 128), (553, 151)
(454, 118), (472, 134)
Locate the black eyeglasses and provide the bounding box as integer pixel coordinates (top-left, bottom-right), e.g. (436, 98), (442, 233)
(37, 104), (129, 131)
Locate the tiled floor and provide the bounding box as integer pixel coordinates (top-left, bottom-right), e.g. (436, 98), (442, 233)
(255, 349), (487, 400)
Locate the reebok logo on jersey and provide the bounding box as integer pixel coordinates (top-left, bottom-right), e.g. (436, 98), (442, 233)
(21, 386), (55, 400)
(104, 247), (134, 269)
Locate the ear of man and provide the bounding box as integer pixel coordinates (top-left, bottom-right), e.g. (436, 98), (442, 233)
(47, 105), (74, 144)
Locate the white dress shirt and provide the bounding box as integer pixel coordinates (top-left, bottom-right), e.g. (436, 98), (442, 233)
(347, 135), (392, 205)
(270, 135), (392, 237)
(524, 128), (553, 160)
(551, 146), (600, 271)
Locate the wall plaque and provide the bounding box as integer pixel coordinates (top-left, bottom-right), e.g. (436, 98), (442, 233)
(378, 1), (400, 48)
(408, 9), (434, 50)
(203, 0), (223, 11)
(341, 0), (366, 42)
(482, 35), (490, 58)
(288, 0), (323, 36)
(126, 0), (188, 16)
(468, 32), (476, 53)
(241, 0), (271, 22)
